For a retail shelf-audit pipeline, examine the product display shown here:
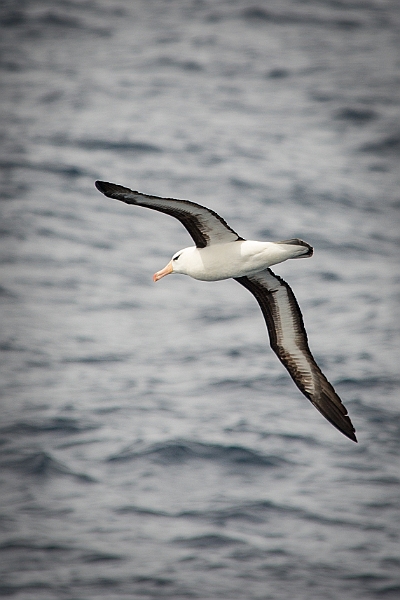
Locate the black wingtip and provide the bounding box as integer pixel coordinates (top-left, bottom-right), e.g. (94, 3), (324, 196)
(95, 180), (140, 206)
(317, 412), (357, 443)
(95, 180), (120, 197)
(333, 407), (358, 443)
(95, 180), (107, 193)
(316, 395), (357, 443)
(347, 429), (358, 443)
(316, 410), (357, 442)
(351, 429), (358, 443)
(328, 413), (357, 443)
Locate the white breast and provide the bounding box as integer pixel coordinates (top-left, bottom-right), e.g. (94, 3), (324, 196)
(178, 241), (302, 281)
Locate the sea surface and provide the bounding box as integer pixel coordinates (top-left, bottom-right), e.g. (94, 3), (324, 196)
(1, 1), (399, 598)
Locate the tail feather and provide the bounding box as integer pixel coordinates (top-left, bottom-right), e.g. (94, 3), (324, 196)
(276, 238), (313, 258)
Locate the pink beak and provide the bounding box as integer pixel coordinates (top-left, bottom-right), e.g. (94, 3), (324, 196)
(153, 260), (173, 282)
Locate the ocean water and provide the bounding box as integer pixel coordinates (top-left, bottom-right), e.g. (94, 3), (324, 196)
(0, 1), (399, 598)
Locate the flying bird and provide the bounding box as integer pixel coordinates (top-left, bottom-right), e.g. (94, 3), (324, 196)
(95, 180), (357, 442)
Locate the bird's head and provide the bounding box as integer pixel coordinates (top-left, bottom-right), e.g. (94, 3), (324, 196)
(153, 248), (191, 281)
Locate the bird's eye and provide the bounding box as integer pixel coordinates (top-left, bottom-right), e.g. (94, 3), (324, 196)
(173, 254), (181, 261)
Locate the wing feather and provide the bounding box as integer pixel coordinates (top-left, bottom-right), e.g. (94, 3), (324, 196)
(95, 181), (243, 248)
(235, 269), (357, 442)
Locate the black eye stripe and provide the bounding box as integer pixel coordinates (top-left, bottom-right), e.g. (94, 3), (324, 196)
(173, 254), (181, 261)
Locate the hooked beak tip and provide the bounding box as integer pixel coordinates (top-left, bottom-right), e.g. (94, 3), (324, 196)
(153, 261), (173, 282)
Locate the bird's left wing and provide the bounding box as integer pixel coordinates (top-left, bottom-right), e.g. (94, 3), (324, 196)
(234, 269), (357, 442)
(95, 181), (243, 248)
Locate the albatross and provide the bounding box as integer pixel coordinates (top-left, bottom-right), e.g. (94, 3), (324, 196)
(95, 180), (357, 442)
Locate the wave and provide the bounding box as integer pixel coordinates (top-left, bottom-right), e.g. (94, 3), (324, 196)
(334, 107), (378, 125)
(0, 285), (18, 299)
(237, 6), (370, 30)
(49, 136), (163, 154)
(0, 539), (72, 552)
(360, 133), (400, 156)
(210, 375), (272, 391)
(62, 353), (129, 364)
(0, 7), (111, 39)
(344, 397), (400, 424)
(173, 533), (246, 548)
(0, 540), (123, 562)
(338, 376), (400, 389)
(1, 416), (98, 435)
(116, 499), (287, 523)
(373, 584), (400, 597)
(0, 449), (95, 482)
(81, 552), (124, 563)
(115, 498), (362, 530)
(157, 56), (204, 72)
(0, 582), (51, 597)
(107, 439), (289, 467)
(0, 159), (90, 178)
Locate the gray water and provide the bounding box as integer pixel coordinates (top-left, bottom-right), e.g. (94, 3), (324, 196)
(1, 1), (400, 598)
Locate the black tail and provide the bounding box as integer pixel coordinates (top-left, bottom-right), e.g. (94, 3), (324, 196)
(277, 238), (313, 258)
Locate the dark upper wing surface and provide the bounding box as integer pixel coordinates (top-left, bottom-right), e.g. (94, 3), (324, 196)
(95, 181), (243, 248)
(235, 269), (357, 442)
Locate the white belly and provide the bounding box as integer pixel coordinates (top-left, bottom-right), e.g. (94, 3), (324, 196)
(182, 241), (300, 281)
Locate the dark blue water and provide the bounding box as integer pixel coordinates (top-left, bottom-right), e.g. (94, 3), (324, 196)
(1, 1), (399, 598)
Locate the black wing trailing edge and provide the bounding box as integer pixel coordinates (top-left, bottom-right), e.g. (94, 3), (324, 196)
(95, 181), (243, 248)
(235, 269), (357, 442)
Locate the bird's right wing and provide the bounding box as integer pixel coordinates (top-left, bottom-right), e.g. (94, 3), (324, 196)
(95, 181), (243, 248)
(235, 269), (357, 442)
